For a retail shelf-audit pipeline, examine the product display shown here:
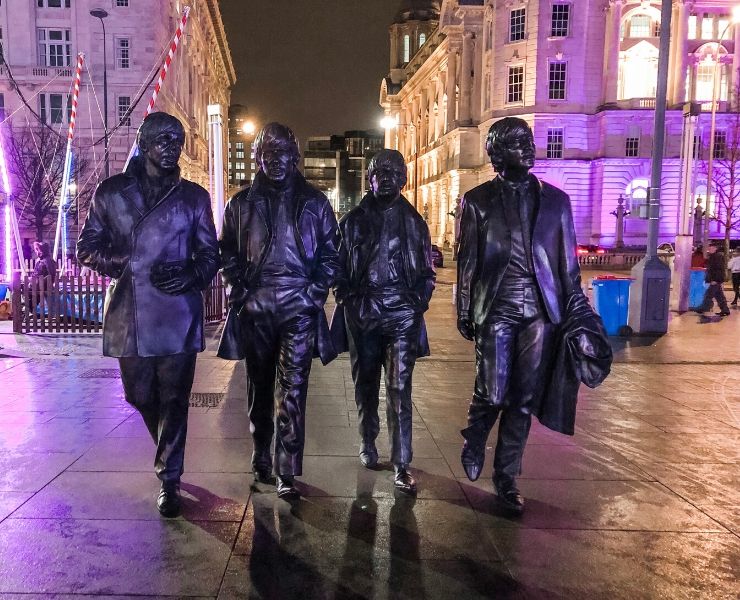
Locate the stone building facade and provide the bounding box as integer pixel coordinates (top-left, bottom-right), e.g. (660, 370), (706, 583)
(0, 0), (235, 242)
(381, 0), (740, 247)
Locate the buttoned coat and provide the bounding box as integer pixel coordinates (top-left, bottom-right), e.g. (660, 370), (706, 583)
(77, 162), (219, 358)
(218, 171), (339, 364)
(457, 175), (583, 326)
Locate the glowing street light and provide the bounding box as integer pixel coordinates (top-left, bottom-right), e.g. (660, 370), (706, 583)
(380, 115), (398, 130)
(242, 120), (256, 136)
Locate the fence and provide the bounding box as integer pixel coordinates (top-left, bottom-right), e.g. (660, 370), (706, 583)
(577, 252), (663, 269)
(11, 273), (227, 334)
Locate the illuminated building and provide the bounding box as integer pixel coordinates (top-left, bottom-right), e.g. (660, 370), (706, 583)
(381, 0), (740, 246)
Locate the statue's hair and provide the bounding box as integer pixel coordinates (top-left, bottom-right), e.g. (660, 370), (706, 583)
(33, 241), (50, 257)
(254, 122), (301, 164)
(136, 112), (185, 147)
(367, 149), (406, 181)
(484, 117), (534, 171)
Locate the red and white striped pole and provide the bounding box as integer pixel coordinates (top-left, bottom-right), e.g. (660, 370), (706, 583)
(123, 5), (191, 170)
(53, 52), (85, 262)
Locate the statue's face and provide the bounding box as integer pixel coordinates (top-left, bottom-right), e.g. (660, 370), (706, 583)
(495, 132), (535, 172)
(369, 159), (407, 200)
(140, 127), (184, 171)
(259, 143), (295, 184)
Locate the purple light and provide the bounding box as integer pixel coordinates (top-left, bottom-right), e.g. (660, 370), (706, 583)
(0, 130), (12, 282)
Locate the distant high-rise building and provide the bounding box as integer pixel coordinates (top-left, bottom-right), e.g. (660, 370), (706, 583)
(303, 130), (384, 215)
(227, 104), (257, 193)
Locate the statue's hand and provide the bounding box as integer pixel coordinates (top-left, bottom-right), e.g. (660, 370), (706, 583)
(457, 317), (475, 341)
(150, 261), (196, 295)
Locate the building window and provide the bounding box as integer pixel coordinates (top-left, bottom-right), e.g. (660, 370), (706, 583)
(546, 128), (564, 159)
(235, 162), (246, 170)
(116, 0), (129, 6)
(693, 135), (702, 159)
(548, 62), (567, 100)
(37, 0), (71, 7)
(713, 130), (727, 159)
(625, 137), (640, 157)
(37, 28), (71, 67)
(419, 33), (426, 47)
(688, 15), (698, 39)
(507, 65), (524, 103)
(236, 150), (245, 159)
(117, 96), (131, 126)
(0, 93), (4, 120)
(403, 34), (410, 63)
(696, 60), (728, 102)
(235, 142), (244, 150)
(116, 37), (130, 69)
(39, 93), (71, 124)
(510, 8), (526, 42)
(551, 4), (570, 37)
(626, 178), (649, 214)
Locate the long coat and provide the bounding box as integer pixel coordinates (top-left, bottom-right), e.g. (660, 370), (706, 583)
(218, 171), (339, 365)
(457, 175), (583, 326)
(330, 193), (436, 357)
(77, 162), (219, 357)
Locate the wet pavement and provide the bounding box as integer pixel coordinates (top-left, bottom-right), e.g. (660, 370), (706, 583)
(0, 266), (737, 599)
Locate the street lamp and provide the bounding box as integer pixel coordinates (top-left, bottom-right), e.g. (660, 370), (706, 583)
(703, 6), (740, 250)
(90, 8), (109, 179)
(242, 120), (256, 136)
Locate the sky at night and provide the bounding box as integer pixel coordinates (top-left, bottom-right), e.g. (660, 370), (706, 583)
(218, 0), (401, 147)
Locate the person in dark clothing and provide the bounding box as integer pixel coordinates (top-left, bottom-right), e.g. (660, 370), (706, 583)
(727, 250), (740, 305)
(218, 123), (339, 500)
(456, 118), (587, 515)
(695, 244), (730, 316)
(331, 149), (435, 495)
(77, 112), (219, 517)
(32, 241), (57, 281)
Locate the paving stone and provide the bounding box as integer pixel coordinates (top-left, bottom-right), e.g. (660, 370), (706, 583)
(0, 518), (237, 595)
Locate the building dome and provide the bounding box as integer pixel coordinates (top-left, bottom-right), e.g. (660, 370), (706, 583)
(394, 0), (441, 24)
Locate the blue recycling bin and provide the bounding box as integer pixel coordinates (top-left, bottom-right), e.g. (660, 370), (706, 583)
(689, 268), (708, 310)
(0, 284), (8, 300)
(592, 277), (633, 336)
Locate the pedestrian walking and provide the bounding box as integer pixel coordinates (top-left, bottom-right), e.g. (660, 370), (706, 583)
(728, 249), (740, 306)
(695, 243), (730, 316)
(77, 113), (219, 517)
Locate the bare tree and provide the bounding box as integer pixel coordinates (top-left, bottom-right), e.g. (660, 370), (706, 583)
(703, 82), (740, 257)
(6, 125), (91, 244)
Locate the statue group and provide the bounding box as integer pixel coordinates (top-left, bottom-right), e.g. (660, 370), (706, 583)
(78, 113), (610, 518)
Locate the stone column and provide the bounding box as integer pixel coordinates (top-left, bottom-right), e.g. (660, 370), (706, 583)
(732, 21), (740, 95)
(672, 0), (690, 105)
(604, 0), (623, 103)
(419, 88), (428, 151)
(390, 31), (399, 70)
(446, 44), (459, 132)
(460, 32), (474, 124)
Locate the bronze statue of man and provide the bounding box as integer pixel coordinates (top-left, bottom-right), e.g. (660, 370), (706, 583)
(77, 112), (219, 517)
(331, 149), (435, 495)
(456, 117), (585, 515)
(219, 123), (339, 500)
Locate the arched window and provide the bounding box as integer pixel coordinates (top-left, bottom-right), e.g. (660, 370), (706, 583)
(693, 45), (729, 102)
(419, 32), (426, 47)
(618, 41), (659, 99)
(623, 13), (660, 38)
(625, 178), (649, 215)
(403, 34), (411, 63)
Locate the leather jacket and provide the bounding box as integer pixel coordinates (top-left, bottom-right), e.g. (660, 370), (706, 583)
(330, 193), (436, 357)
(218, 170), (340, 364)
(77, 159), (219, 357)
(457, 175), (583, 326)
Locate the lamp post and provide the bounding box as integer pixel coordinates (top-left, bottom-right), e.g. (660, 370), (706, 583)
(90, 8), (109, 179)
(703, 7), (740, 252)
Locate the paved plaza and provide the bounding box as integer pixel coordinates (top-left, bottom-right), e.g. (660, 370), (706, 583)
(0, 267), (737, 599)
